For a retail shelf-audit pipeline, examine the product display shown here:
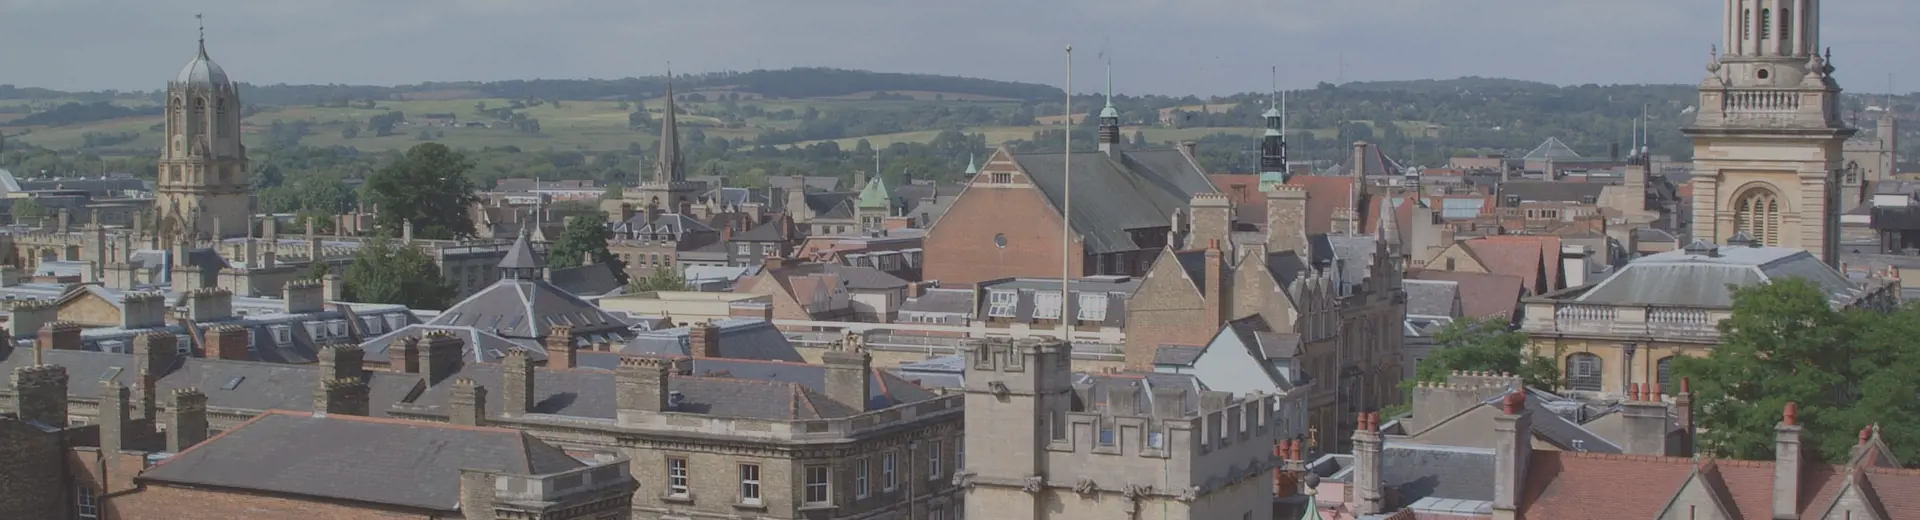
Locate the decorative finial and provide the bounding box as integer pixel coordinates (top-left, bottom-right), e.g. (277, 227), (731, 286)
(1270, 66), (1278, 109)
(195, 13), (207, 56)
(1104, 55), (1114, 109)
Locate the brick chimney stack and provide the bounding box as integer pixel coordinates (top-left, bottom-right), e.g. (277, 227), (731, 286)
(1266, 185), (1310, 255)
(615, 356), (673, 424)
(315, 377), (370, 417)
(820, 338), (873, 412)
(318, 344), (365, 382)
(1493, 390), (1532, 520)
(690, 321), (721, 358)
(37, 321), (82, 352)
(502, 349), (535, 416)
(389, 336), (420, 373)
(1621, 383), (1670, 455)
(205, 324), (251, 361)
(544, 325), (577, 369)
(1675, 378), (1694, 457)
(98, 380), (133, 454)
(1774, 402), (1804, 520)
(163, 388), (209, 452)
(449, 378), (488, 426)
(9, 364), (68, 428)
(1352, 412), (1386, 515)
(1203, 239), (1226, 329)
(420, 331), (464, 384)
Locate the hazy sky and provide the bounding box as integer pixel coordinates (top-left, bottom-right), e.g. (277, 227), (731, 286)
(3, 0), (1914, 95)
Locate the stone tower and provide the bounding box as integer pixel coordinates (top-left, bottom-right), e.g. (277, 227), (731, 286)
(157, 29), (251, 241)
(630, 71), (701, 216)
(958, 338), (1073, 519)
(1686, 0), (1855, 266)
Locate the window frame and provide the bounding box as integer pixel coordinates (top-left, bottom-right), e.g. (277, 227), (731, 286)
(738, 463), (762, 505)
(855, 456), (871, 498)
(666, 456), (689, 497)
(1076, 293), (1108, 322)
(77, 484), (99, 519)
(927, 440), (943, 481)
(803, 464), (832, 506)
(985, 290), (1018, 318)
(1031, 291), (1062, 320)
(1566, 353), (1603, 393)
(882, 452), (898, 491)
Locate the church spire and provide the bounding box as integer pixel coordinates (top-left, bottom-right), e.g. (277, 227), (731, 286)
(1097, 56), (1121, 155)
(654, 68), (684, 184)
(1259, 66), (1289, 187)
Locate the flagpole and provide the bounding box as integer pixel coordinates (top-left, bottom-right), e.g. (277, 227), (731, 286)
(1062, 45), (1074, 342)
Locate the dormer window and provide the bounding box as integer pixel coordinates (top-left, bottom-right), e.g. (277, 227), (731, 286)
(986, 290), (1018, 318)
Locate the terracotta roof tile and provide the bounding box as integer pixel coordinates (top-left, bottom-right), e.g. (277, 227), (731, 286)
(1518, 450), (1860, 520)
(1209, 174), (1266, 225)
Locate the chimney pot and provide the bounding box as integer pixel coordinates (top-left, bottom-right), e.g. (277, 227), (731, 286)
(1783, 402), (1797, 426)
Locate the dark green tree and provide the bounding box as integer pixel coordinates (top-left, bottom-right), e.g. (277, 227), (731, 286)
(628, 269), (689, 293)
(1672, 278), (1919, 464)
(1404, 316), (1561, 391)
(363, 143), (480, 240)
(547, 214), (629, 285)
(342, 237), (457, 310)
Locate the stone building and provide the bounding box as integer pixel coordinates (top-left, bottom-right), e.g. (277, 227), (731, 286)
(955, 338), (1280, 520)
(1125, 184), (1407, 455)
(1520, 238), (1896, 401)
(1840, 115), (1900, 212)
(1686, 0), (1857, 266)
(156, 32), (251, 240)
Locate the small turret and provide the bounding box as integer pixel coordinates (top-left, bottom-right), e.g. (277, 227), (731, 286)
(1098, 59), (1122, 156)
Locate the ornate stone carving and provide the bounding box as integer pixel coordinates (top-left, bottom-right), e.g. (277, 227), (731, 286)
(950, 470), (976, 489)
(987, 380), (1009, 396)
(1074, 477), (1097, 495)
(1022, 475), (1045, 493)
(1174, 486), (1200, 503)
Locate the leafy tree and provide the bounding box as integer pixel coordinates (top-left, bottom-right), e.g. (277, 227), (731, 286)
(601, 185), (623, 200)
(547, 214), (629, 285)
(1405, 316), (1561, 391)
(628, 269), (689, 293)
(1672, 278), (1919, 464)
(340, 120), (360, 139)
(342, 237), (456, 310)
(363, 143), (480, 240)
(11, 198), (44, 221)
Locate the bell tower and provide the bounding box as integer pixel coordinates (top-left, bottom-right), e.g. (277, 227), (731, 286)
(157, 19), (251, 241)
(1686, 0), (1854, 265)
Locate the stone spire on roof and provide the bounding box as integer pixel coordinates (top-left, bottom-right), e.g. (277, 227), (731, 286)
(654, 68), (684, 184)
(498, 225), (542, 279)
(1098, 57), (1122, 155)
(1260, 66), (1289, 188)
(964, 153), (978, 175)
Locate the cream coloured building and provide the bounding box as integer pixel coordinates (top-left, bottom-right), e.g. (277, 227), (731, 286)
(157, 34), (251, 240)
(1686, 0), (1857, 266)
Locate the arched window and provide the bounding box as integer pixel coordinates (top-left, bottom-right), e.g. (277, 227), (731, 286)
(1741, 9), (1752, 41)
(1759, 9), (1772, 40)
(1734, 189), (1782, 246)
(1656, 357), (1675, 396)
(1566, 353), (1603, 393)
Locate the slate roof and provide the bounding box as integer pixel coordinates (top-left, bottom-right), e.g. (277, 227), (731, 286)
(1325, 143), (1404, 178)
(615, 318), (804, 362)
(825, 263), (909, 290)
(1152, 345), (1205, 366)
(1404, 279), (1463, 318)
(361, 324), (544, 365)
(0, 349), (417, 416)
(1576, 244), (1860, 307)
(547, 263), (624, 298)
(467, 357), (937, 419)
(615, 212), (713, 238)
(1323, 443), (1498, 504)
(1014, 150), (1215, 254)
(139, 411), (583, 512)
(803, 192), (858, 219)
(429, 276), (634, 340)
(1498, 180), (1607, 204)
(497, 230), (541, 270)
(1408, 269), (1525, 320)
(1523, 137), (1583, 161)
(899, 288), (974, 315)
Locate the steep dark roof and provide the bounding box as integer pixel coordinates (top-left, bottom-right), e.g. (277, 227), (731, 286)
(1498, 181), (1607, 204)
(1152, 345), (1205, 366)
(1404, 279), (1463, 317)
(616, 318), (805, 362)
(1014, 150), (1215, 254)
(1380, 443), (1497, 503)
(139, 411), (583, 511)
(0, 349), (417, 416)
(430, 277), (634, 340)
(498, 231), (541, 270)
(547, 263), (623, 297)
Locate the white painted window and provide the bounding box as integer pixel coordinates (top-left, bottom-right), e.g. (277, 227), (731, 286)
(855, 456), (870, 498)
(77, 484), (98, 519)
(667, 457), (689, 497)
(738, 463), (761, 505)
(927, 440), (943, 480)
(737, 243), (751, 256)
(1032, 291), (1062, 320)
(273, 326), (291, 344)
(986, 290), (1017, 318)
(1077, 293), (1109, 321)
(804, 465), (832, 506)
(176, 335), (192, 355)
(328, 320), (346, 337)
(883, 452), (898, 491)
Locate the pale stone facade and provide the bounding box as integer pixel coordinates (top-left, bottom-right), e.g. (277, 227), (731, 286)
(1686, 0), (1856, 266)
(956, 338), (1278, 520)
(157, 37), (251, 241)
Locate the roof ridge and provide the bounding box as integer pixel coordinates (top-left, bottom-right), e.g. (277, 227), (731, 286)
(1552, 451), (1696, 464)
(144, 409), (284, 468)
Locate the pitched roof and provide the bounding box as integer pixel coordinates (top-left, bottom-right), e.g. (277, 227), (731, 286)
(1013, 149), (1216, 254)
(1576, 245), (1860, 307)
(1404, 279), (1463, 318)
(1326, 142), (1404, 178)
(857, 174), (891, 208)
(1285, 176), (1356, 235)
(139, 411), (583, 512)
(1517, 451), (1868, 520)
(0, 349), (417, 417)
(1498, 180), (1607, 204)
(615, 318), (805, 362)
(497, 229), (540, 270)
(1523, 137), (1583, 161)
(1462, 236), (1560, 292)
(547, 262), (623, 297)
(1152, 345), (1205, 366)
(1210, 174), (1268, 224)
(1408, 269), (1525, 320)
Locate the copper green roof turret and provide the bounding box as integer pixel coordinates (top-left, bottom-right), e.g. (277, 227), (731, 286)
(964, 154), (978, 175)
(856, 172), (891, 209)
(1099, 60), (1119, 120)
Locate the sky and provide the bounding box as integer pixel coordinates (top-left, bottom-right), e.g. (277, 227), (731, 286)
(2, 0), (1915, 96)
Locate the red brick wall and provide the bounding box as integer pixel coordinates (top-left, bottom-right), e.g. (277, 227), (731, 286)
(923, 155), (1083, 287)
(104, 483), (432, 520)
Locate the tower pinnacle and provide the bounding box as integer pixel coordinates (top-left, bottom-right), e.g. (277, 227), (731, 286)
(654, 68), (684, 184)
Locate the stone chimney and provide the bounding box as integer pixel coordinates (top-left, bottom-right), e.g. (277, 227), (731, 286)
(1560, 245), (1591, 289)
(1203, 239), (1226, 328)
(132, 331), (178, 419)
(449, 377), (488, 426)
(205, 324), (251, 361)
(57, 207), (70, 232)
(420, 330), (464, 384)
(315, 377), (370, 417)
(10, 300), (58, 349)
(185, 287), (233, 322)
(1179, 140), (1198, 157)
(615, 356), (673, 423)
(322, 272), (343, 302)
(1621, 383), (1670, 456)
(1774, 402), (1803, 520)
(729, 302), (773, 321)
(1351, 141), (1370, 180)
(1266, 185), (1309, 255)
(1492, 390), (1532, 520)
(689, 321), (721, 358)
(98, 380), (132, 454)
(502, 349), (535, 416)
(37, 320), (82, 352)
(318, 344), (365, 382)
(389, 336), (421, 373)
(163, 388), (209, 452)
(1675, 378), (1694, 457)
(1187, 193), (1231, 252)
(820, 341), (873, 412)
(544, 325), (577, 369)
(284, 279), (325, 314)
(1352, 412), (1386, 515)
(10, 364), (68, 427)
(120, 291), (168, 329)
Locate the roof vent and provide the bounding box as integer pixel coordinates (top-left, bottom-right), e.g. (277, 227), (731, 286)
(1681, 239), (1720, 257)
(1726, 231), (1758, 248)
